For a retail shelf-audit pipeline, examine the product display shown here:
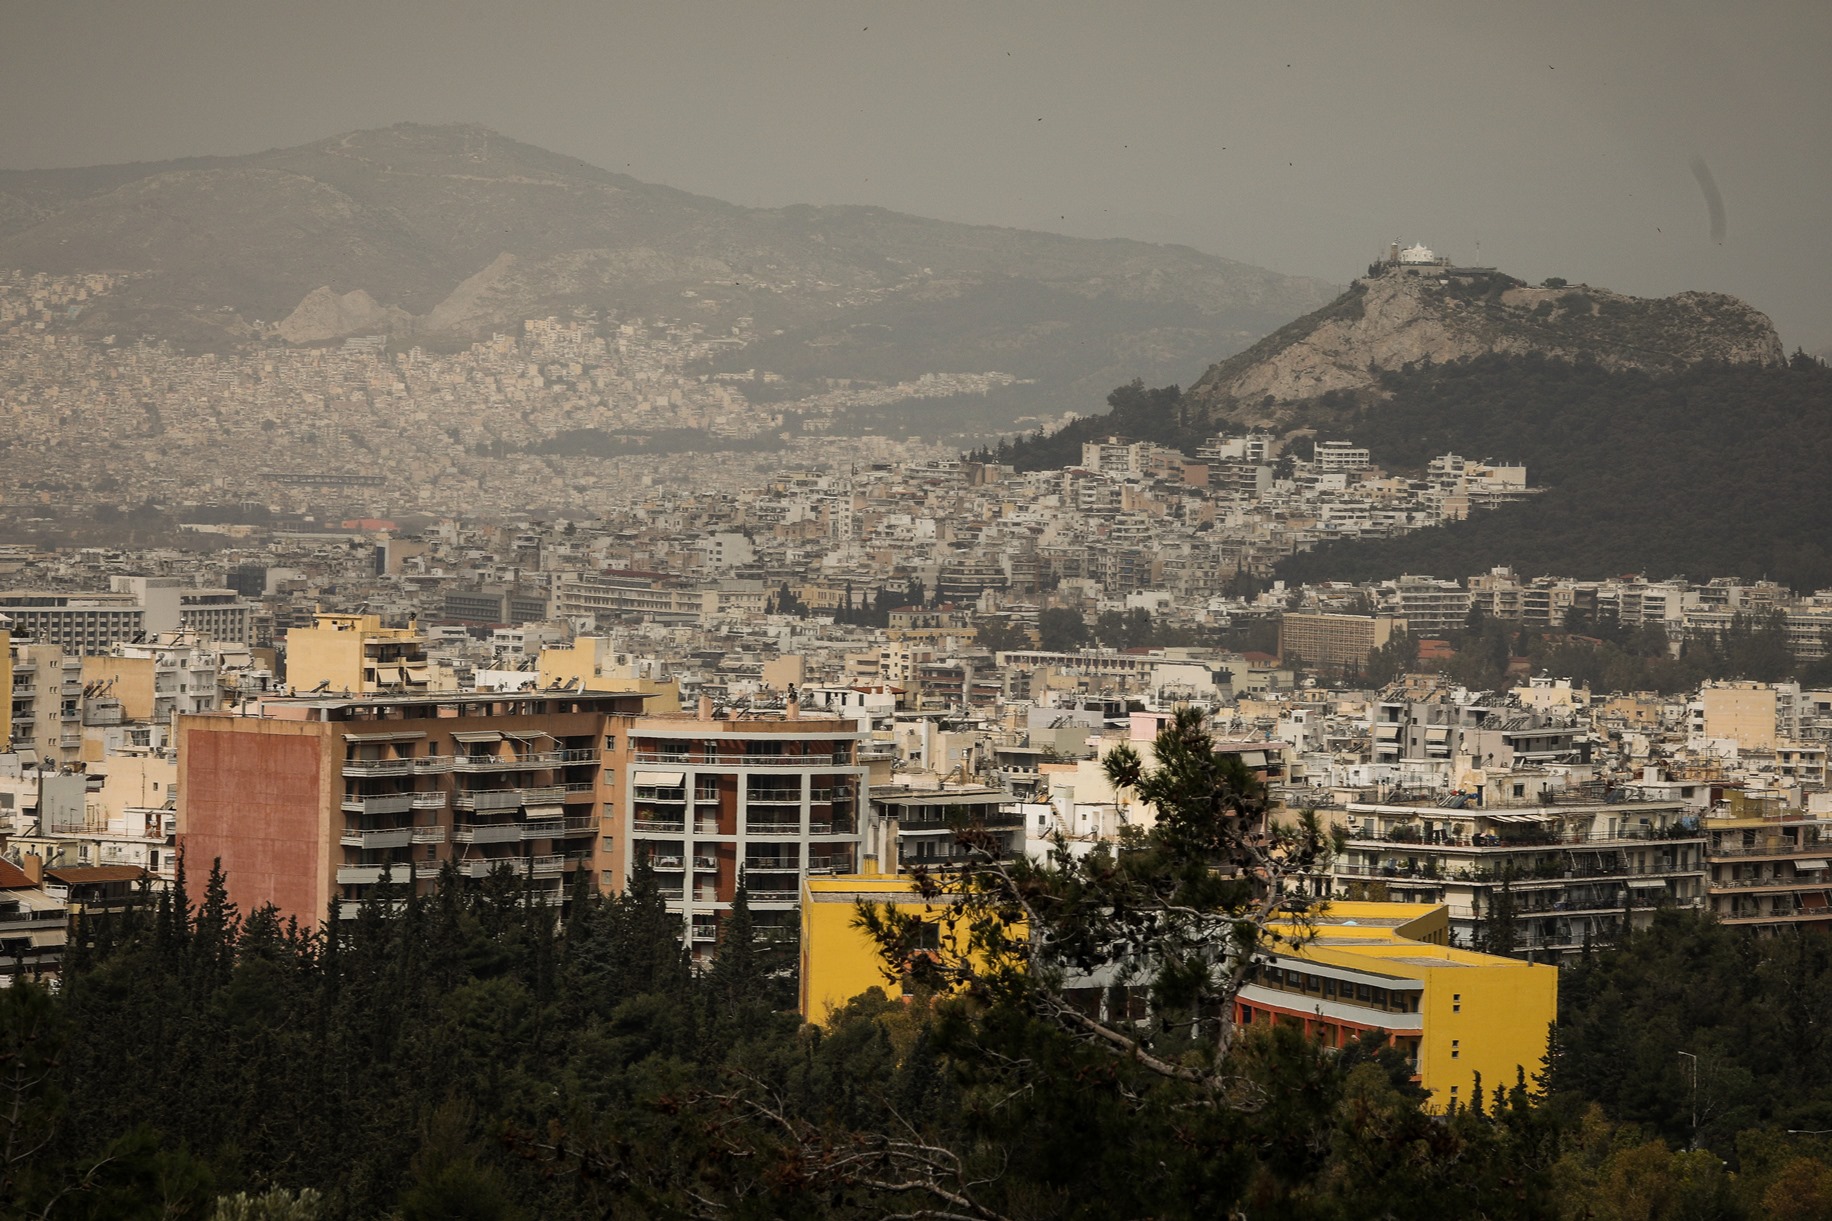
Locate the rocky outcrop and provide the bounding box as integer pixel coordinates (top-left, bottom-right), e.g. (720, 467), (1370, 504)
(1187, 270), (1785, 425)
(275, 286), (413, 344)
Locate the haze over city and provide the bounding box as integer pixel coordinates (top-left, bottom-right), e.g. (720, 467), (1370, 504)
(4, 1), (1830, 347)
(8, 6), (1832, 1217)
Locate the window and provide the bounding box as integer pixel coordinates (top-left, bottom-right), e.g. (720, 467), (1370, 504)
(1305, 975), (1321, 993)
(1372, 988), (1387, 1008)
(1322, 978), (1336, 999)
(602, 837), (616, 853)
(1453, 992), (1462, 1014)
(1356, 983), (1372, 1002)
(1451, 1039), (1461, 1059)
(604, 734), (618, 752)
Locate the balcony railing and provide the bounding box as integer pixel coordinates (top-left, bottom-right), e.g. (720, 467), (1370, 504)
(747, 822), (801, 837)
(634, 750), (854, 769)
(522, 819), (565, 839)
(750, 890), (799, 903)
(412, 825), (448, 844)
(452, 750), (576, 772)
(563, 816), (596, 834)
(452, 823), (524, 845)
(341, 793), (417, 816)
(412, 791), (447, 810)
(342, 758), (415, 777)
(531, 854), (565, 875)
(453, 790), (523, 813)
(633, 819), (686, 833)
(745, 857), (799, 871)
(413, 756), (453, 774)
(339, 827), (415, 850)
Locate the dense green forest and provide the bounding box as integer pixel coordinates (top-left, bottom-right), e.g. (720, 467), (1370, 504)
(986, 353), (1832, 591)
(11, 854), (1832, 1213)
(1280, 353), (1832, 588)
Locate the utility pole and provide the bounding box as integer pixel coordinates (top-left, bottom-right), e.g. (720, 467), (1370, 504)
(1678, 1051), (1698, 1150)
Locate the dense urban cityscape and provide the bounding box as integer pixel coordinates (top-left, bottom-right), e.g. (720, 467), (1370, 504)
(5, 6), (1832, 1213)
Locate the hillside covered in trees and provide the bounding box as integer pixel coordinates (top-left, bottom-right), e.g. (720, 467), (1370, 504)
(10, 849), (1832, 1215)
(1278, 353), (1832, 587)
(991, 353), (1832, 591)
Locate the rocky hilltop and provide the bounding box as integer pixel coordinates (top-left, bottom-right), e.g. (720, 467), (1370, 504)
(0, 124), (1337, 405)
(1185, 267), (1784, 426)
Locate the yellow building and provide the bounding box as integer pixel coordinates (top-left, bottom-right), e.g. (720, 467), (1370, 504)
(802, 880), (1555, 1114)
(535, 637), (681, 713)
(1, 622), (12, 749)
(1698, 681), (1786, 750)
(284, 613), (434, 695)
(1237, 902), (1557, 1111)
(801, 873), (1015, 1020)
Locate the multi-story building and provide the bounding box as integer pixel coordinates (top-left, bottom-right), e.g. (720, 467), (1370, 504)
(1234, 901), (1557, 1111)
(1329, 793), (1704, 960)
(0, 592), (144, 654)
(622, 701), (868, 957)
(867, 784), (1022, 872)
(1375, 576), (1472, 638)
(1701, 797), (1832, 930)
(1278, 612), (1405, 674)
(178, 689), (650, 924)
(283, 612), (437, 695)
(0, 858), (67, 983)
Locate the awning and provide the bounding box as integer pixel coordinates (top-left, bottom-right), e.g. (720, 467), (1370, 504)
(451, 731), (503, 743)
(343, 730), (427, 743)
(1487, 813), (1552, 824)
(635, 770), (686, 786)
(1794, 859), (1830, 871)
(504, 730), (553, 742)
(524, 803), (564, 820)
(1801, 892), (1829, 910)
(1425, 727), (1449, 741)
(1627, 878), (1668, 890)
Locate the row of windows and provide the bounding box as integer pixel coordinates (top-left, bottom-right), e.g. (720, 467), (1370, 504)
(1251, 963), (1421, 1014)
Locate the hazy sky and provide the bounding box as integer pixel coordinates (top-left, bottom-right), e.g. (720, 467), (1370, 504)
(4, 1), (1829, 346)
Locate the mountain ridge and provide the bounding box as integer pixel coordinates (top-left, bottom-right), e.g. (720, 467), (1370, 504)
(0, 123), (1338, 408)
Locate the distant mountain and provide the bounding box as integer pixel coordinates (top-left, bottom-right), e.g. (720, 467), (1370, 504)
(0, 123), (1338, 410)
(995, 264), (1785, 464)
(1186, 267), (1784, 428)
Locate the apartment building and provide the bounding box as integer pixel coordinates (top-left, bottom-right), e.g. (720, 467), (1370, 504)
(1375, 576), (1473, 638)
(178, 689), (650, 925)
(867, 784), (1022, 872)
(1235, 901), (1557, 1111)
(283, 612), (437, 695)
(0, 858), (68, 983)
(1330, 793), (1704, 960)
(622, 701), (868, 957)
(1278, 612), (1405, 674)
(1701, 796), (1832, 929)
(0, 592), (144, 654)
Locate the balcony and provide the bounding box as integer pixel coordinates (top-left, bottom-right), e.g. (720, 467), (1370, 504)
(336, 864), (410, 885)
(521, 785), (565, 804)
(414, 861), (444, 879)
(804, 855), (853, 874)
(413, 756), (453, 774)
(523, 819), (565, 839)
(635, 750), (853, 769)
(633, 818), (686, 834)
(561, 782), (597, 802)
(746, 821), (802, 837)
(744, 856), (799, 871)
(453, 790), (523, 813)
(452, 823), (525, 845)
(750, 889), (800, 904)
(648, 854), (686, 871)
(342, 758), (414, 778)
(452, 750), (574, 772)
(340, 793), (417, 816)
(412, 825), (448, 844)
(531, 854), (564, 876)
(339, 827), (415, 850)
(563, 816), (597, 835)
(411, 791), (447, 811)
